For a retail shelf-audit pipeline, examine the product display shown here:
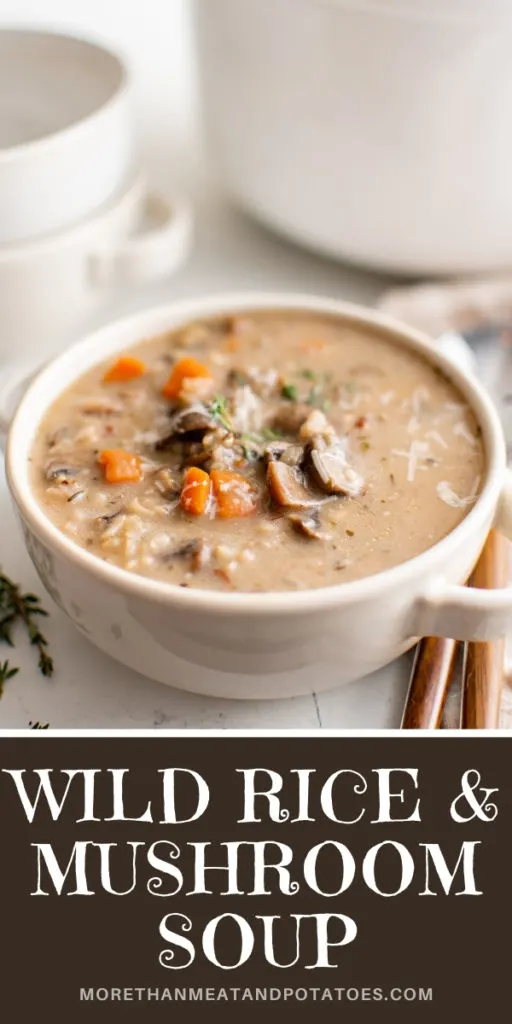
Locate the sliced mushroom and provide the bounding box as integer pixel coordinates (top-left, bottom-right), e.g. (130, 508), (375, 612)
(306, 446), (364, 497)
(264, 441), (290, 463)
(181, 445), (213, 468)
(267, 460), (318, 509)
(264, 442), (305, 468)
(280, 444), (305, 468)
(169, 404), (216, 435)
(169, 539), (211, 571)
(288, 508), (326, 540)
(271, 402), (311, 436)
(155, 404), (215, 449)
(45, 462), (81, 482)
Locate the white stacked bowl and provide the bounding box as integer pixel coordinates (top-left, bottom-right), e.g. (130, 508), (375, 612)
(0, 29), (191, 364)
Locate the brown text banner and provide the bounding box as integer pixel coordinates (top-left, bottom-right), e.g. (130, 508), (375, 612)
(0, 736), (508, 1021)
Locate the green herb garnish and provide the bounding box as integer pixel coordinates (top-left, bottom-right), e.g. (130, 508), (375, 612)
(209, 394), (232, 432)
(240, 435), (262, 461)
(29, 720), (50, 730)
(0, 573), (54, 679)
(0, 660), (19, 696)
(240, 426), (283, 461)
(281, 383), (299, 401)
(300, 370), (333, 410)
(307, 387), (332, 413)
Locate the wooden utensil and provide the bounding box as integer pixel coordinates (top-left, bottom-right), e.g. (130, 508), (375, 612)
(461, 530), (509, 729)
(402, 530), (509, 730)
(401, 637), (458, 730)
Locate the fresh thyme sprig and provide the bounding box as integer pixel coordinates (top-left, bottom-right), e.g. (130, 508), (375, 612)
(0, 573), (54, 678)
(209, 394), (233, 432)
(0, 660), (19, 696)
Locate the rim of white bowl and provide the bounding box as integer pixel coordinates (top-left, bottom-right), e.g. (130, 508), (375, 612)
(6, 292), (506, 616)
(302, 0), (512, 24)
(0, 28), (129, 161)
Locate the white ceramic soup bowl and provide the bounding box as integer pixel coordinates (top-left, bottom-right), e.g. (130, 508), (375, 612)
(4, 294), (512, 700)
(0, 29), (133, 244)
(193, 0), (512, 275)
(0, 170), (192, 365)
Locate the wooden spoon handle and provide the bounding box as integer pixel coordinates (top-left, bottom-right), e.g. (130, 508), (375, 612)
(401, 637), (458, 729)
(461, 530), (509, 729)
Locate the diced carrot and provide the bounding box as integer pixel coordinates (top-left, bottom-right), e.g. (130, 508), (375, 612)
(162, 357), (213, 400)
(211, 469), (257, 518)
(98, 449), (143, 484)
(180, 466), (211, 516)
(103, 356), (146, 383)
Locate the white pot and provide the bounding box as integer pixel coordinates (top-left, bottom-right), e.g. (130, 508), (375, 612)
(193, 0), (512, 275)
(0, 171), (192, 365)
(0, 29), (135, 245)
(2, 293), (512, 700)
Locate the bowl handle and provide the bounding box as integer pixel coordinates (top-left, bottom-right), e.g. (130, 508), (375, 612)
(0, 365), (40, 446)
(89, 191), (193, 287)
(415, 470), (512, 640)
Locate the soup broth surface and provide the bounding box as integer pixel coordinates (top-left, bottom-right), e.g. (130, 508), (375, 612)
(31, 311), (485, 592)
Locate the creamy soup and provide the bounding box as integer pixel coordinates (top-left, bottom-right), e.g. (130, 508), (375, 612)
(30, 311), (484, 592)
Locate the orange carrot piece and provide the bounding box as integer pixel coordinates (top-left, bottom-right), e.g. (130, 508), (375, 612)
(162, 357), (213, 400)
(103, 356), (146, 383)
(211, 469), (257, 518)
(180, 466), (211, 516)
(98, 449), (143, 484)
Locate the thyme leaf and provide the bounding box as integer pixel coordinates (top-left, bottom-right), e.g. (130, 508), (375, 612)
(0, 573), (54, 680)
(240, 426), (284, 460)
(281, 383), (299, 402)
(0, 660), (19, 696)
(209, 394), (232, 432)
